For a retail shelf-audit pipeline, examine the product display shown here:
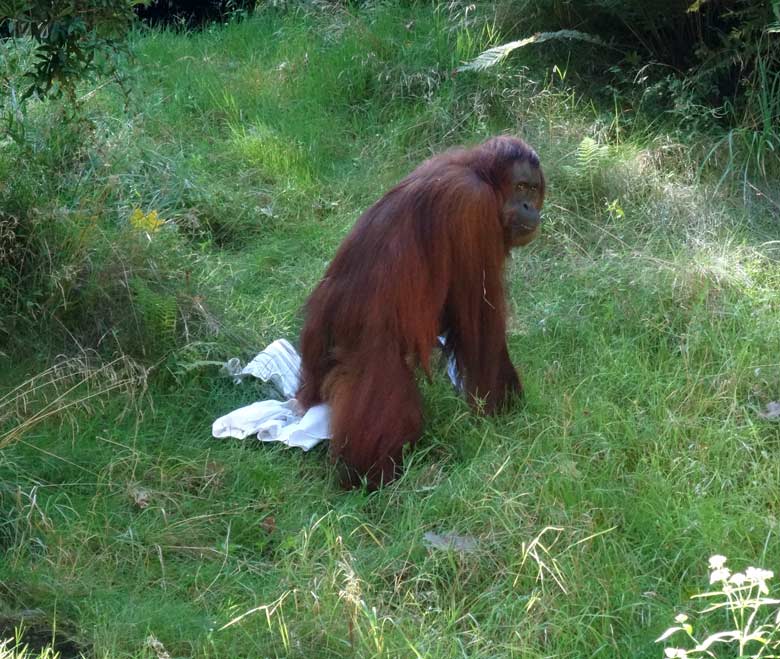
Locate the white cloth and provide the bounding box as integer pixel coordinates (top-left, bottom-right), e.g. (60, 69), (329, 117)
(213, 337), (460, 451)
(212, 399), (330, 451)
(213, 339), (330, 450)
(437, 335), (463, 392)
(222, 338), (301, 398)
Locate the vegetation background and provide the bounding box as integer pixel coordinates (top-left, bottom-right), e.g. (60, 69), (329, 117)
(1, 0), (779, 656)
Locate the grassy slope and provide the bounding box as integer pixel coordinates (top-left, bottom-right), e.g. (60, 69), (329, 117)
(2, 4), (780, 658)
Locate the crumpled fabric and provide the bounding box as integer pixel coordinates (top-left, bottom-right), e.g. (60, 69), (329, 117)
(222, 338), (301, 398)
(212, 398), (330, 451)
(212, 339), (330, 450)
(213, 337), (460, 451)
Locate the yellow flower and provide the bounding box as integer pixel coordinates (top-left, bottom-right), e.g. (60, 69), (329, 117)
(129, 208), (145, 229)
(130, 208), (164, 233)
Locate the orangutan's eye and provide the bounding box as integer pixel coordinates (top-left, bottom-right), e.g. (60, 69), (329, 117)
(515, 182), (528, 192)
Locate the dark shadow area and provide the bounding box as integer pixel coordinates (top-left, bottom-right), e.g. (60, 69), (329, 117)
(0, 614), (89, 659)
(135, 0), (255, 28)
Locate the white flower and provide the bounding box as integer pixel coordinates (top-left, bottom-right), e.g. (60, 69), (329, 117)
(674, 613), (688, 624)
(729, 572), (746, 586)
(710, 567), (731, 583)
(708, 555), (727, 570)
(746, 567), (774, 582)
(744, 566), (774, 594)
(664, 648), (688, 658)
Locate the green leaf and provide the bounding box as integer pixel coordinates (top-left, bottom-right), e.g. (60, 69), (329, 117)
(457, 30), (608, 73)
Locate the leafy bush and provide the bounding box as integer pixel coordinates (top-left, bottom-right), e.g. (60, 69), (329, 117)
(0, 0), (139, 105)
(461, 0), (780, 179)
(482, 0), (779, 86)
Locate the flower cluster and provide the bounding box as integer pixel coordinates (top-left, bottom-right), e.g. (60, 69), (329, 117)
(130, 208), (164, 233)
(707, 554), (774, 594)
(657, 554), (780, 658)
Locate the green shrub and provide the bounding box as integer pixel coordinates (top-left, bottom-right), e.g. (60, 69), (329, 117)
(461, 0), (780, 180)
(0, 0), (139, 105)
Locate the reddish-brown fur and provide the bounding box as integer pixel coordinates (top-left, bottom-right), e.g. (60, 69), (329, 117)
(297, 136), (545, 488)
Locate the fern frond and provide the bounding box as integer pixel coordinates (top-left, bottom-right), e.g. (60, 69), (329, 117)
(457, 30), (608, 73)
(576, 136), (609, 175)
(130, 278), (179, 349)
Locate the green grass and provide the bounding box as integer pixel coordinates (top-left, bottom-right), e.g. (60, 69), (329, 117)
(2, 4), (780, 658)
